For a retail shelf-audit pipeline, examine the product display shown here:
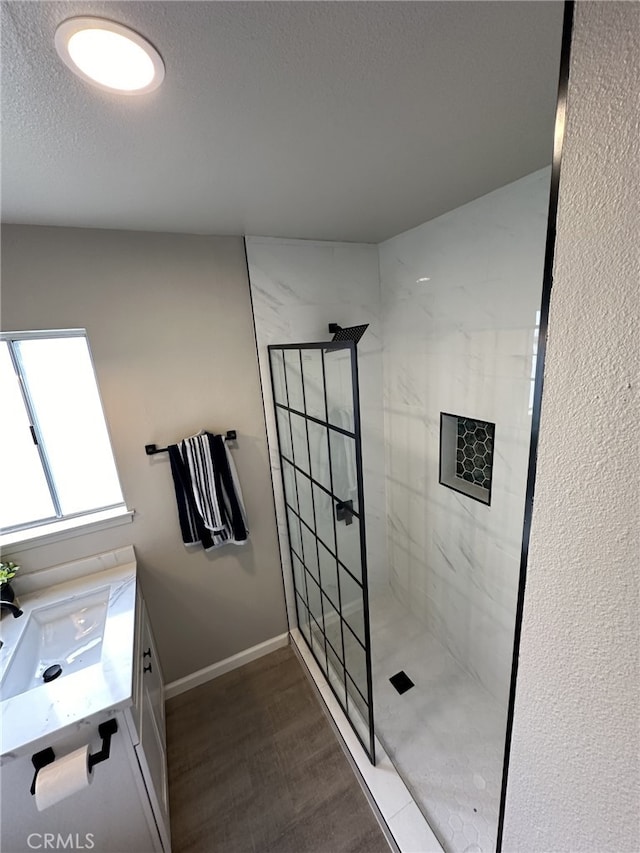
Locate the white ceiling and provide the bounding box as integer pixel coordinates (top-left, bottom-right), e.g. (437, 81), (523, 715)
(1, 1), (564, 243)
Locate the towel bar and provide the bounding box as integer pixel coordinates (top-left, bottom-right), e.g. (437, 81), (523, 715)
(145, 430), (237, 455)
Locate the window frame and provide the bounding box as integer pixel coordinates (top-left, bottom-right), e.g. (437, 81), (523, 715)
(0, 328), (127, 537)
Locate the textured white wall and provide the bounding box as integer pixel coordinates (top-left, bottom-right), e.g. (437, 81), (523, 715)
(503, 4), (640, 851)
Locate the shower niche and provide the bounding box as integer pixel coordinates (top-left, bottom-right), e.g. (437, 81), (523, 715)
(439, 412), (495, 505)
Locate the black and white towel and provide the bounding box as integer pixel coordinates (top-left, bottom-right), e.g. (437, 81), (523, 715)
(168, 431), (248, 550)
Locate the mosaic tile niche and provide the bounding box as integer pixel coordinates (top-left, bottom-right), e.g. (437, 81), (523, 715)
(456, 417), (494, 489)
(439, 412), (495, 505)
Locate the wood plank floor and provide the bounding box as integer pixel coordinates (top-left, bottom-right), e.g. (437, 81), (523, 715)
(166, 645), (391, 853)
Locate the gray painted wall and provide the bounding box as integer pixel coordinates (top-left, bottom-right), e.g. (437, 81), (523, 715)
(503, 3), (640, 851)
(1, 225), (288, 683)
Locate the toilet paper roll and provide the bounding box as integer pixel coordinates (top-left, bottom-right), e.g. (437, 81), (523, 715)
(35, 745), (93, 811)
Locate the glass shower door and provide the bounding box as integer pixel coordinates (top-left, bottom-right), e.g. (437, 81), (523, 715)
(269, 341), (375, 762)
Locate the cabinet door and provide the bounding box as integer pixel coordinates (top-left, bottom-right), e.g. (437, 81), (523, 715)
(125, 591), (145, 745)
(137, 604), (170, 852)
(141, 604), (166, 737)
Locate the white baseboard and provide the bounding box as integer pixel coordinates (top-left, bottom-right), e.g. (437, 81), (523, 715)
(165, 632), (289, 700)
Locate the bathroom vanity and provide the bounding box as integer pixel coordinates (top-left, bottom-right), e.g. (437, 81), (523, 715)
(0, 547), (170, 853)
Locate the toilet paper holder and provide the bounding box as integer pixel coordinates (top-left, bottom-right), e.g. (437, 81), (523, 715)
(30, 719), (118, 795)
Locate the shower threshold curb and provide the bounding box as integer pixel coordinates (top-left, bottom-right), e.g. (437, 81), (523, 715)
(291, 629), (443, 853)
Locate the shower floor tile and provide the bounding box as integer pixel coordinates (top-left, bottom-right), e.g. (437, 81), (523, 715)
(370, 587), (507, 853)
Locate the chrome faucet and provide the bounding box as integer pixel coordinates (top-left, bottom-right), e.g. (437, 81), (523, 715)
(0, 600), (23, 618)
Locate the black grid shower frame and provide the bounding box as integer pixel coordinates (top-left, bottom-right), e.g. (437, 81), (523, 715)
(276, 432), (369, 705)
(277, 448), (362, 523)
(280, 462), (365, 668)
(349, 341), (376, 757)
(278, 350), (311, 652)
(286, 504), (372, 706)
(271, 343), (374, 761)
(268, 340), (376, 763)
(317, 342), (365, 731)
(298, 346), (331, 677)
(273, 346), (354, 724)
(273, 346), (336, 682)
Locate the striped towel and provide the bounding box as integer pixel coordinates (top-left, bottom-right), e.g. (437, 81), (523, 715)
(168, 431), (248, 550)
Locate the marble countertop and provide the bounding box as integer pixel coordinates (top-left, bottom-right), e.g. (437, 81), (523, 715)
(0, 548), (137, 759)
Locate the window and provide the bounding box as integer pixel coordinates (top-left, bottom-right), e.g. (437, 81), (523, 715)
(0, 330), (126, 537)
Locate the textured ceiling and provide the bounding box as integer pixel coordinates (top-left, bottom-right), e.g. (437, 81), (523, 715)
(1, 1), (564, 242)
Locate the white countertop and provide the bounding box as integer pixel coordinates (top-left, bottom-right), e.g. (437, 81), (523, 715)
(0, 549), (137, 759)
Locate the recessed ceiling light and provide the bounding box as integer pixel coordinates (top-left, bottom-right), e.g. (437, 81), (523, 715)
(55, 17), (164, 95)
(417, 277), (431, 283)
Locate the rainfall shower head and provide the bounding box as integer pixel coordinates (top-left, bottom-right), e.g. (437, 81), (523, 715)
(328, 323), (369, 344)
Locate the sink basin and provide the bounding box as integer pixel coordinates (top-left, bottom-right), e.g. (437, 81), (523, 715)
(0, 586), (110, 700)
(0, 548), (137, 759)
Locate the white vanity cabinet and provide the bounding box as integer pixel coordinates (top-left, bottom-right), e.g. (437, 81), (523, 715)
(125, 594), (171, 852)
(0, 552), (172, 853)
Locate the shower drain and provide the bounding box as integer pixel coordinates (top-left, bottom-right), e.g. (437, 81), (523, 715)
(389, 670), (414, 694)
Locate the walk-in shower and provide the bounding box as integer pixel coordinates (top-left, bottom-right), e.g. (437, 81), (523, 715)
(247, 158), (559, 852)
(246, 8), (566, 850)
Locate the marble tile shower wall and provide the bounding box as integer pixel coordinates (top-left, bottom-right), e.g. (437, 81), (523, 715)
(378, 168), (552, 706)
(245, 237), (388, 626)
